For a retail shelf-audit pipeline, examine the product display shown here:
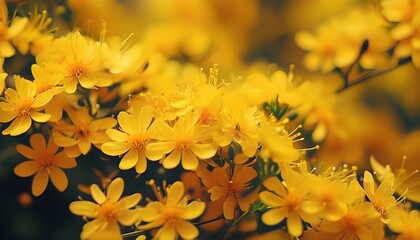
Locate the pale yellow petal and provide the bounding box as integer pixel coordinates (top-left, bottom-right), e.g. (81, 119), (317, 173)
(180, 201), (206, 220)
(166, 181), (184, 205)
(107, 177), (124, 203)
(32, 168), (49, 196)
(49, 166), (68, 192)
(101, 142), (131, 156)
(119, 148), (138, 170)
(145, 141), (174, 160)
(14, 161), (39, 177)
(163, 149), (181, 169)
(91, 184), (106, 205)
(181, 149), (199, 170)
(175, 220), (199, 239)
(69, 201), (99, 218)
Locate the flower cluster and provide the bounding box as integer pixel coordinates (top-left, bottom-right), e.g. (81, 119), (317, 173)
(0, 0), (419, 240)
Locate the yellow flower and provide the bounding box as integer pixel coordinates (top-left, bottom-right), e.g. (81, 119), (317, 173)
(14, 133), (77, 196)
(36, 31), (116, 93)
(53, 108), (117, 157)
(69, 177), (142, 240)
(0, 76), (53, 136)
(0, 1), (28, 58)
(303, 202), (384, 240)
(214, 102), (261, 157)
(259, 170), (320, 237)
(139, 181), (205, 240)
(146, 112), (218, 170)
(387, 206), (420, 240)
(202, 165), (258, 220)
(101, 107), (156, 174)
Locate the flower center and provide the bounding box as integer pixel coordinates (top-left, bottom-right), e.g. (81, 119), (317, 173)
(36, 152), (55, 167)
(283, 193), (302, 211)
(69, 62), (88, 79)
(174, 136), (192, 150)
(161, 206), (182, 223)
(16, 99), (33, 116)
(129, 134), (149, 149)
(75, 125), (90, 139)
(99, 201), (117, 220)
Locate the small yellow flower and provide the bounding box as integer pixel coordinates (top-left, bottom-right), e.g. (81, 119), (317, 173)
(139, 181), (206, 240)
(0, 1), (28, 58)
(69, 177), (142, 240)
(202, 165), (258, 220)
(53, 108), (117, 157)
(0, 76), (53, 136)
(146, 112), (218, 170)
(14, 133), (77, 196)
(101, 107), (156, 174)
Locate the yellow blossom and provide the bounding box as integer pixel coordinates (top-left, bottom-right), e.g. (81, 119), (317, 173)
(139, 181), (206, 240)
(14, 133), (77, 196)
(387, 206), (420, 240)
(69, 177), (142, 240)
(0, 76), (53, 136)
(0, 0), (28, 58)
(101, 107), (156, 174)
(53, 108), (117, 157)
(201, 165), (258, 220)
(146, 112), (218, 170)
(259, 170), (320, 237)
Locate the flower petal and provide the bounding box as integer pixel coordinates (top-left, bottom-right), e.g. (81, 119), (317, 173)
(261, 208), (287, 226)
(107, 177), (124, 203)
(166, 181), (184, 205)
(223, 194), (237, 220)
(181, 149), (199, 170)
(69, 200), (99, 218)
(106, 129), (129, 142)
(259, 191), (283, 207)
(263, 176), (287, 198)
(32, 90), (53, 108)
(91, 184), (107, 204)
(49, 166), (68, 192)
(145, 141), (174, 160)
(156, 223), (177, 240)
(89, 117), (117, 131)
(135, 151), (147, 174)
(16, 144), (35, 159)
(53, 133), (78, 147)
(32, 168), (49, 196)
(101, 142), (131, 156)
(52, 152), (77, 169)
(287, 211), (303, 237)
(117, 111), (134, 135)
(30, 111), (51, 123)
(162, 149), (181, 169)
(116, 209), (142, 226)
(14, 161), (39, 177)
(119, 148), (138, 170)
(180, 201), (206, 220)
(116, 193), (142, 209)
(175, 220), (199, 239)
(190, 143), (218, 159)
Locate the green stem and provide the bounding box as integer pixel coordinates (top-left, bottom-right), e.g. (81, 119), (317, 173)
(121, 230), (144, 239)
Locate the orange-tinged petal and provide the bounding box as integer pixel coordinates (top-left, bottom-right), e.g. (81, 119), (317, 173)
(116, 193), (142, 209)
(259, 191), (283, 207)
(119, 148), (138, 170)
(287, 211), (303, 237)
(166, 181), (184, 205)
(107, 177), (124, 203)
(64, 145), (81, 158)
(101, 142), (130, 156)
(32, 168), (49, 196)
(163, 149), (181, 169)
(181, 149), (199, 170)
(223, 194), (236, 220)
(146, 141), (174, 160)
(49, 166), (68, 192)
(78, 137), (91, 155)
(234, 167), (257, 184)
(53, 133), (78, 147)
(91, 184), (106, 204)
(16, 144), (35, 159)
(30, 111), (51, 123)
(32, 90), (53, 108)
(263, 176), (287, 198)
(190, 143), (218, 159)
(106, 129), (129, 142)
(262, 208), (287, 226)
(53, 153), (77, 169)
(180, 201), (206, 220)
(47, 136), (59, 154)
(356, 226), (374, 240)
(208, 186), (227, 201)
(30, 133), (46, 152)
(69, 200), (99, 218)
(90, 117), (117, 131)
(14, 161), (39, 177)
(175, 220), (199, 239)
